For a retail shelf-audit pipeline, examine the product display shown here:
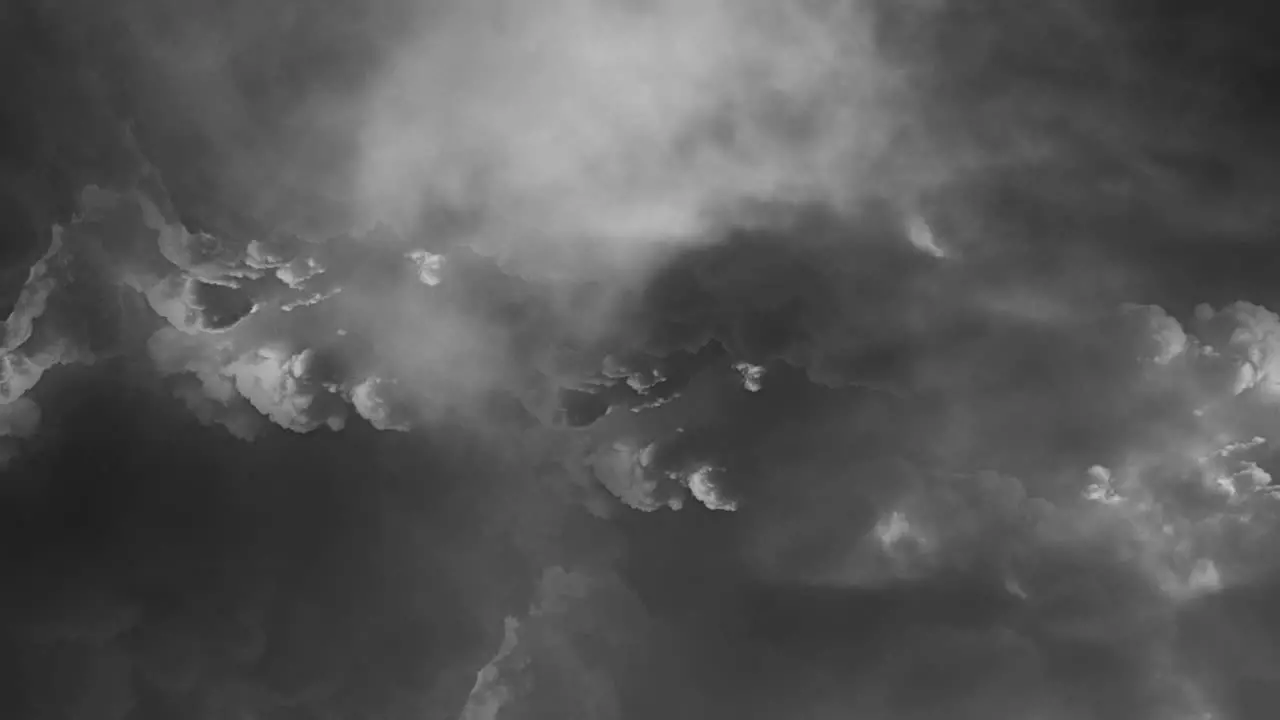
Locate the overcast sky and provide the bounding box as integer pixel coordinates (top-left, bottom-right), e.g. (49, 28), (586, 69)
(3, 1), (1280, 718)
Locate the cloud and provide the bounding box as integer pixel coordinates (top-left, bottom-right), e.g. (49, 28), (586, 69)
(0, 212), (127, 465)
(519, 295), (1280, 718)
(682, 464), (737, 512)
(0, 179), (525, 440)
(7, 148), (1280, 720)
(0, 226), (96, 405)
(720, 299), (1280, 592)
(0, 363), (552, 719)
(357, 0), (905, 271)
(0, 397), (42, 440)
(141, 274), (258, 334)
(587, 440), (684, 512)
(457, 564), (653, 720)
(0, 397), (42, 469)
(10, 2), (1280, 719)
(228, 345), (348, 433)
(349, 376), (413, 431)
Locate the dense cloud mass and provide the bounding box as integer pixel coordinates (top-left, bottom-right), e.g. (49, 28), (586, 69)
(4, 0), (1280, 718)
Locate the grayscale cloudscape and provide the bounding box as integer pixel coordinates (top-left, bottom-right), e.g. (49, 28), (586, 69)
(3, 0), (1280, 718)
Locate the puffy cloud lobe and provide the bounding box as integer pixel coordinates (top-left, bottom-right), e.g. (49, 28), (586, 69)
(147, 329), (354, 438)
(904, 213), (947, 258)
(407, 250), (445, 287)
(680, 464), (737, 511)
(1191, 301), (1280, 396)
(588, 440), (684, 513)
(227, 345), (347, 433)
(349, 376), (412, 431)
(1121, 303), (1188, 365)
(733, 361), (766, 392)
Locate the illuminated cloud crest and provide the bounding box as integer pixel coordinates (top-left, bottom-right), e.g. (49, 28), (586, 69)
(680, 464), (737, 512)
(588, 440), (685, 513)
(4, 180), (523, 440)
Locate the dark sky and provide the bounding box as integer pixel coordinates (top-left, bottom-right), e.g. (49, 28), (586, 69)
(3, 1), (1280, 719)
